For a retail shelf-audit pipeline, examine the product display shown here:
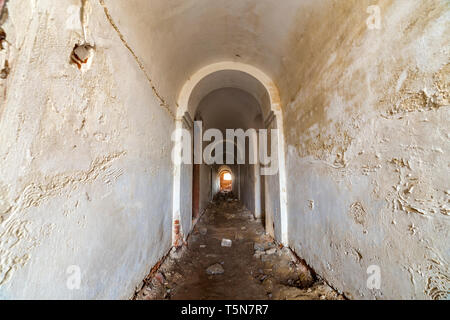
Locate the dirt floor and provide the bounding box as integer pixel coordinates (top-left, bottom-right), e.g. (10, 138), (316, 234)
(134, 192), (344, 300)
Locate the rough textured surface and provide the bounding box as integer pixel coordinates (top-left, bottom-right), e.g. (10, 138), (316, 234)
(135, 193), (343, 300)
(0, 0), (174, 299)
(0, 0), (448, 300)
(283, 0), (449, 300)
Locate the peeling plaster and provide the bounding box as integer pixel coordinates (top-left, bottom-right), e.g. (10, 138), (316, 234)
(285, 0), (449, 300)
(0, 0), (174, 299)
(0, 0), (447, 300)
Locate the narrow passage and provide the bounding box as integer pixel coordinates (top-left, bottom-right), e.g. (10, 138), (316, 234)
(135, 192), (344, 300)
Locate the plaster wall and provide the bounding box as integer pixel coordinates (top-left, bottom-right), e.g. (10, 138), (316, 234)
(0, 0), (174, 299)
(263, 119), (281, 240)
(240, 164), (254, 214)
(0, 0), (447, 300)
(198, 163), (212, 215)
(283, 0), (449, 299)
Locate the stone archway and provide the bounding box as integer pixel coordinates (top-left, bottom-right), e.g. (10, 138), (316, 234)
(172, 61), (288, 246)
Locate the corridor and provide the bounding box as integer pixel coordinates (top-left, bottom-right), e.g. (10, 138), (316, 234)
(0, 0), (448, 300)
(135, 192), (343, 300)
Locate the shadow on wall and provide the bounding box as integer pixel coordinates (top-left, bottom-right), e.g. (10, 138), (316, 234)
(0, 1), (6, 19)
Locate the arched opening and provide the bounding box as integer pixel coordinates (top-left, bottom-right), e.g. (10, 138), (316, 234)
(220, 170), (232, 192)
(172, 62), (288, 246)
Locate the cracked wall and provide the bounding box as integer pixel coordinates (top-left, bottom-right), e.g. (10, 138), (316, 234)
(0, 0), (447, 300)
(283, 0), (449, 299)
(0, 0), (174, 299)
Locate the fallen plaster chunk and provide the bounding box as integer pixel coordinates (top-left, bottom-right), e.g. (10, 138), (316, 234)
(154, 272), (165, 285)
(206, 263), (225, 275)
(221, 238), (232, 247)
(169, 246), (186, 260)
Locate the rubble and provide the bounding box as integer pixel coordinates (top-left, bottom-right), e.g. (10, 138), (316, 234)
(154, 272), (165, 285)
(206, 263), (225, 275)
(254, 243), (265, 251)
(170, 246), (187, 260)
(134, 196), (343, 300)
(221, 239), (232, 247)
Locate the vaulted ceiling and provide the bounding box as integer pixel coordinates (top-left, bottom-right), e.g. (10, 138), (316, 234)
(100, 0), (339, 111)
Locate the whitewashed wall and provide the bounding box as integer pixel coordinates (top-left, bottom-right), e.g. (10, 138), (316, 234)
(0, 0), (175, 299)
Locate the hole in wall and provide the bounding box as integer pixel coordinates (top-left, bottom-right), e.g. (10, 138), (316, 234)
(70, 43), (95, 72)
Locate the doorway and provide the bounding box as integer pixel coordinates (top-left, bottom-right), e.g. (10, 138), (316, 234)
(220, 170), (232, 192)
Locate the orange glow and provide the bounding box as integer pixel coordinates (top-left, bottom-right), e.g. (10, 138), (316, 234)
(220, 171), (232, 191)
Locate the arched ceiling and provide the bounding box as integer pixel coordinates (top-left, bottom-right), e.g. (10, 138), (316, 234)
(100, 0), (327, 112)
(196, 87), (263, 132)
(188, 70), (270, 119)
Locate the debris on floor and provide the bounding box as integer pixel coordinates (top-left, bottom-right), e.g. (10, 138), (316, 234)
(221, 238), (232, 247)
(134, 192), (344, 300)
(206, 263), (225, 275)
